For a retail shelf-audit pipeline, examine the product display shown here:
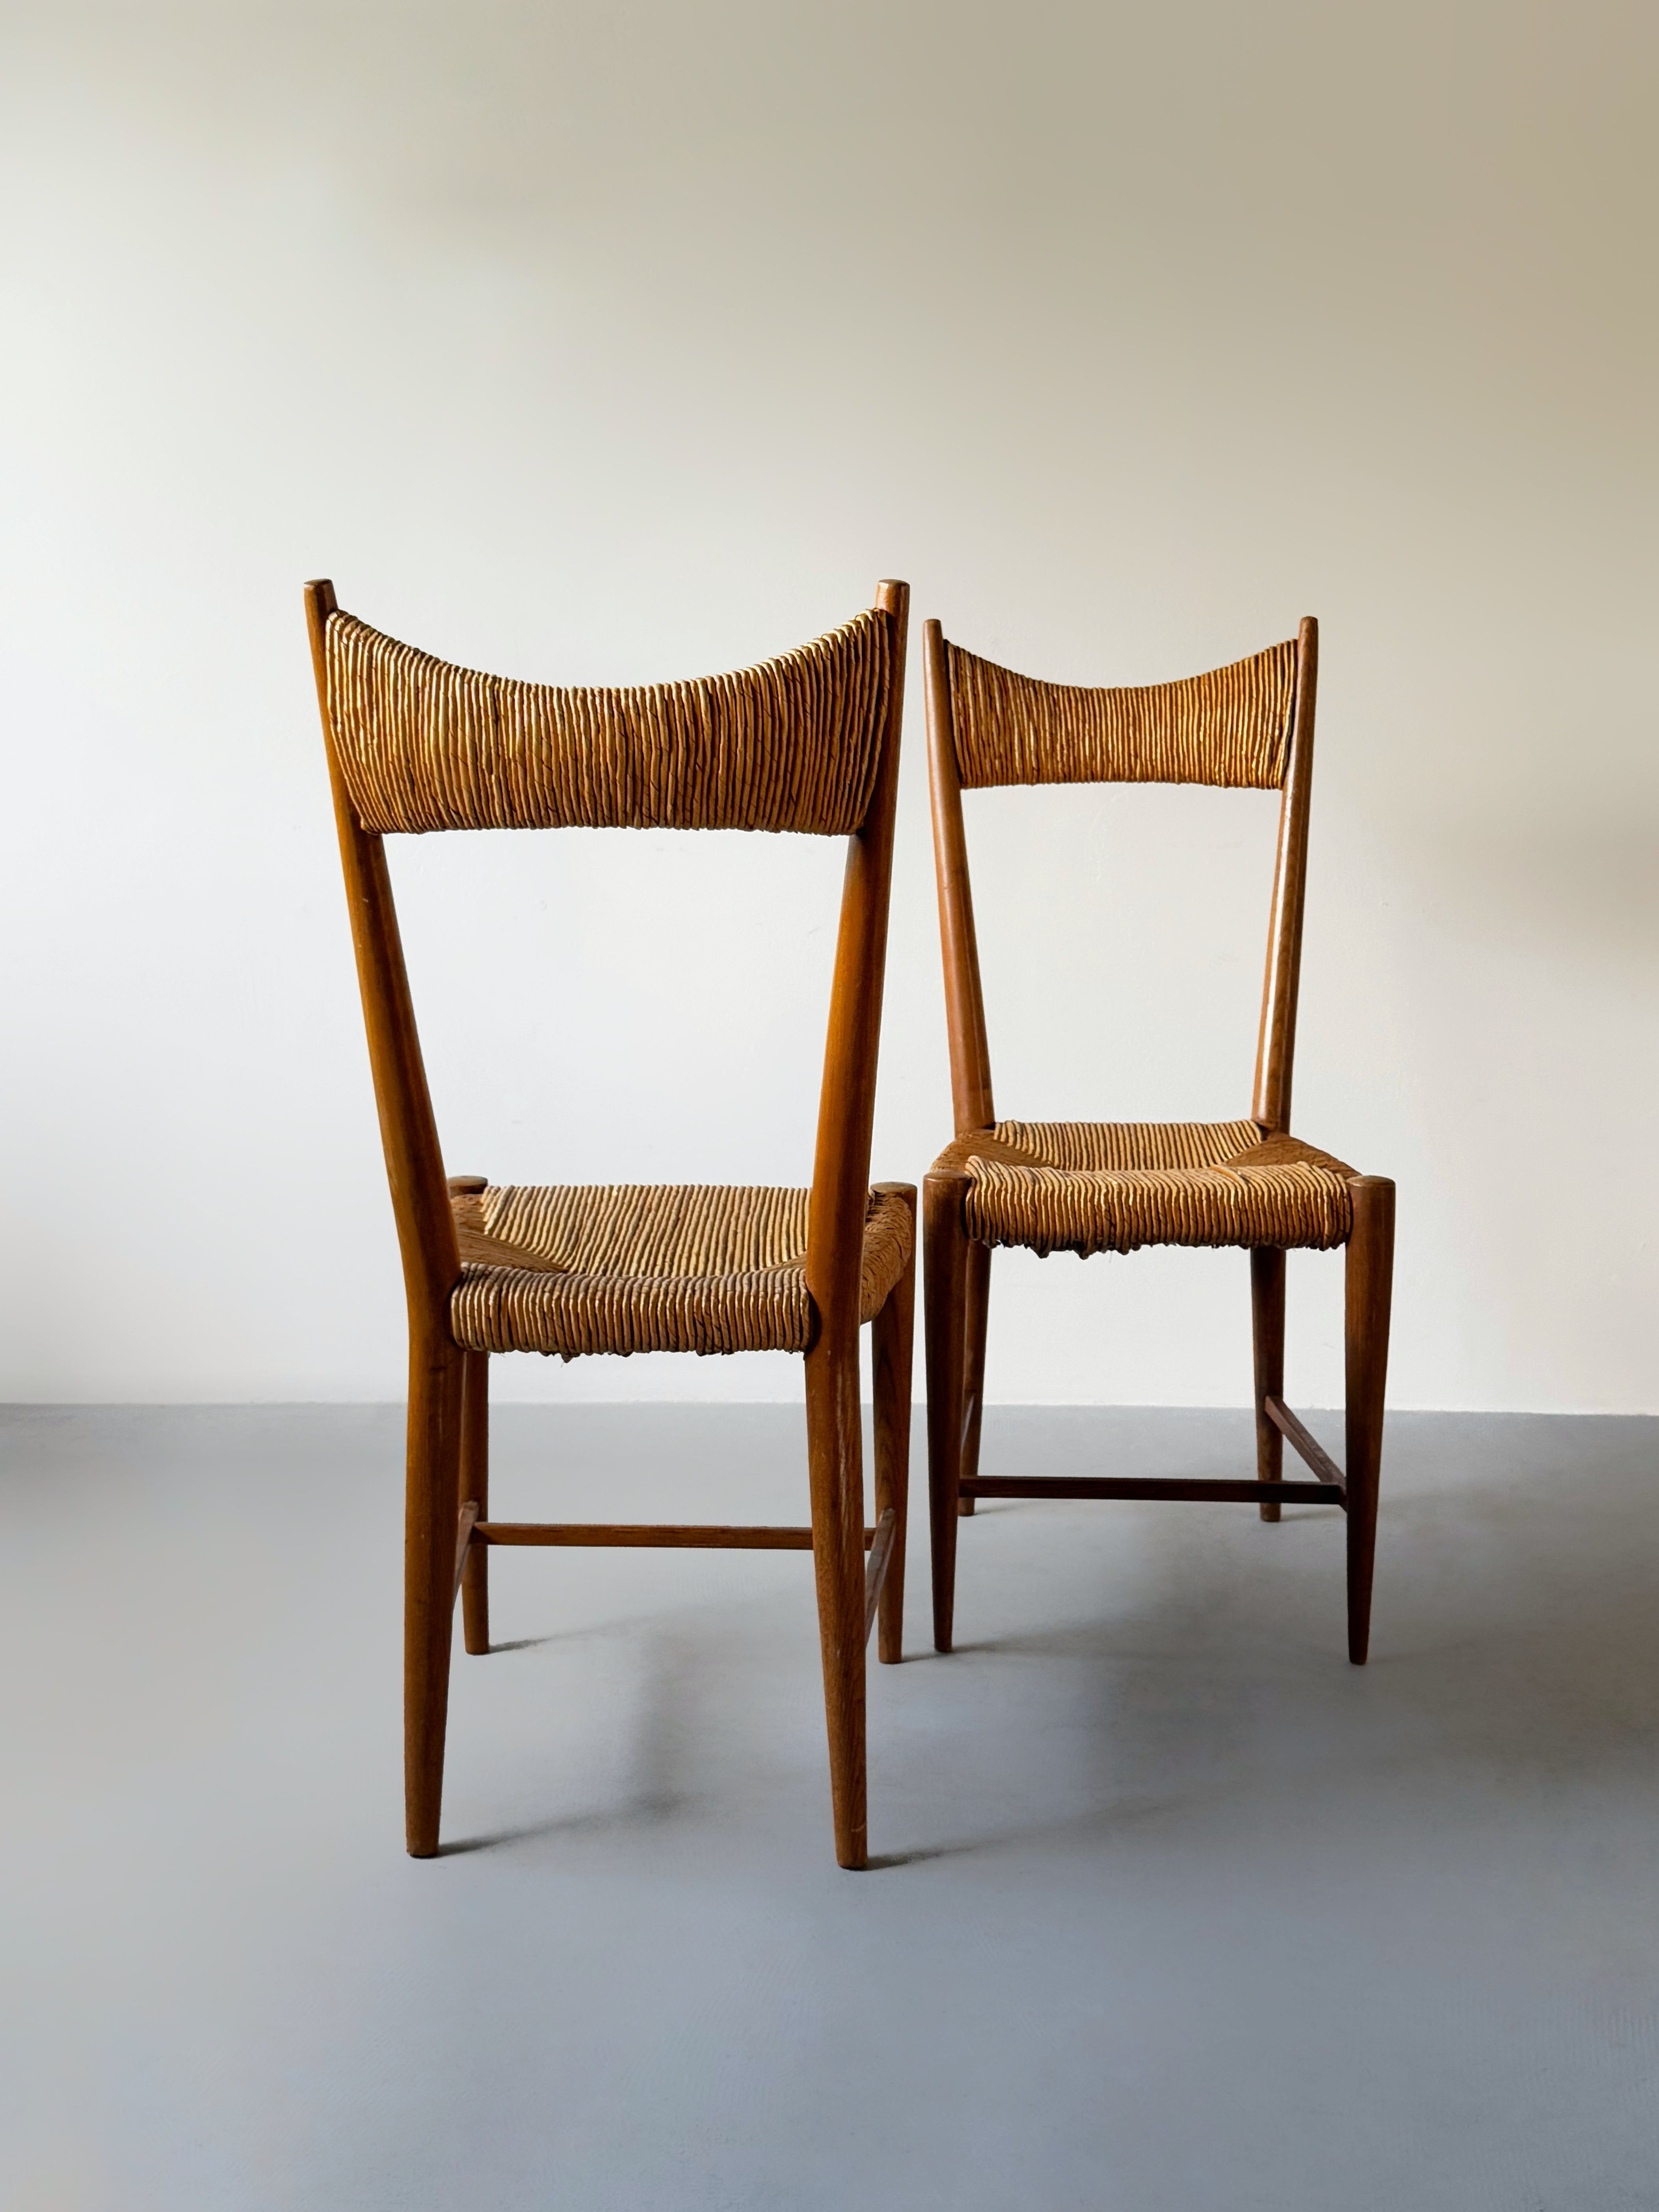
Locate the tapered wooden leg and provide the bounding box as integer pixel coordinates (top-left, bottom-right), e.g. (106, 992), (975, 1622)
(1344, 1178), (1395, 1666)
(871, 1186), (915, 1665)
(1251, 1245), (1286, 1523)
(804, 1326), (869, 1869)
(459, 1348), (490, 1656)
(924, 1170), (971, 1653)
(956, 1240), (992, 1515)
(405, 1332), (467, 1858)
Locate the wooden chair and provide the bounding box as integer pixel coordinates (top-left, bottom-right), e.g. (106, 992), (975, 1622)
(922, 615), (1394, 1664)
(305, 578), (913, 1870)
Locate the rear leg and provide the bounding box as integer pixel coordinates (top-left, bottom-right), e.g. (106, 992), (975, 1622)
(871, 1186), (915, 1664)
(923, 1171), (971, 1653)
(459, 1347), (490, 1655)
(1251, 1246), (1285, 1523)
(957, 1240), (992, 1515)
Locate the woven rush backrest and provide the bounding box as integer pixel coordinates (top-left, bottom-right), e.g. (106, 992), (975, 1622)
(326, 606), (893, 835)
(947, 636), (1297, 791)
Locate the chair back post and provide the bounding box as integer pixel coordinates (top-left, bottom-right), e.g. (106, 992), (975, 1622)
(804, 580), (909, 1346)
(305, 580), (460, 1343)
(924, 619), (995, 1134)
(1252, 615), (1319, 1133)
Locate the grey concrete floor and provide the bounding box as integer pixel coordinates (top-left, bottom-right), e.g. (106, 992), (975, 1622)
(3, 1404), (1657, 2211)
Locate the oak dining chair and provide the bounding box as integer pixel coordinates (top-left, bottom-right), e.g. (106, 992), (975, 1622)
(306, 578), (913, 1871)
(922, 614), (1394, 1664)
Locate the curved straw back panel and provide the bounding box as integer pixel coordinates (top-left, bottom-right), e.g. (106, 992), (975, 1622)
(947, 637), (1296, 791)
(326, 607), (891, 835)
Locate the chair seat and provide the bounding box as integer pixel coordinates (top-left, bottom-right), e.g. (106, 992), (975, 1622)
(933, 1120), (1355, 1257)
(449, 1182), (913, 1359)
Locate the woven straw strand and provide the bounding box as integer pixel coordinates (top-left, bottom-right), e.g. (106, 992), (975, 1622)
(948, 638), (1296, 791)
(988, 1119), (1262, 1172)
(963, 1156), (1351, 1258)
(935, 1119), (1352, 1258)
(327, 608), (890, 837)
(449, 1183), (913, 1360)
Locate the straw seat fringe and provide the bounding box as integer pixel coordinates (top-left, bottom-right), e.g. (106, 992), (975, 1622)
(326, 608), (891, 836)
(449, 1183), (914, 1359)
(948, 638), (1297, 791)
(935, 1121), (1353, 1257)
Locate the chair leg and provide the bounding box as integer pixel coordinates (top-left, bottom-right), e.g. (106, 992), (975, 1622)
(404, 1334), (467, 1858)
(804, 1328), (869, 1869)
(956, 1240), (992, 1516)
(459, 1348), (490, 1657)
(924, 1170), (971, 1654)
(1344, 1178), (1395, 1666)
(871, 1189), (915, 1665)
(1251, 1246), (1286, 1523)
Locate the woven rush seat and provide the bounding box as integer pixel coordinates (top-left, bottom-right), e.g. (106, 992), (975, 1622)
(449, 1182), (915, 1359)
(934, 1120), (1354, 1258)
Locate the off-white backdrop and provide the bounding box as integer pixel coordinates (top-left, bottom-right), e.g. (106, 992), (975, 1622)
(2, 0), (1653, 1409)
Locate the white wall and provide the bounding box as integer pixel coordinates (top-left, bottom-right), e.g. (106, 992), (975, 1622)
(1, 0), (1653, 1410)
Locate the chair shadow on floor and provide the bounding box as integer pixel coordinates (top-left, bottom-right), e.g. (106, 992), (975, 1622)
(429, 1427), (1659, 1866)
(880, 1450), (1659, 1861)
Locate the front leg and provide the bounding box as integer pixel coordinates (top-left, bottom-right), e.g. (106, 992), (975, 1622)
(1344, 1179), (1395, 1665)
